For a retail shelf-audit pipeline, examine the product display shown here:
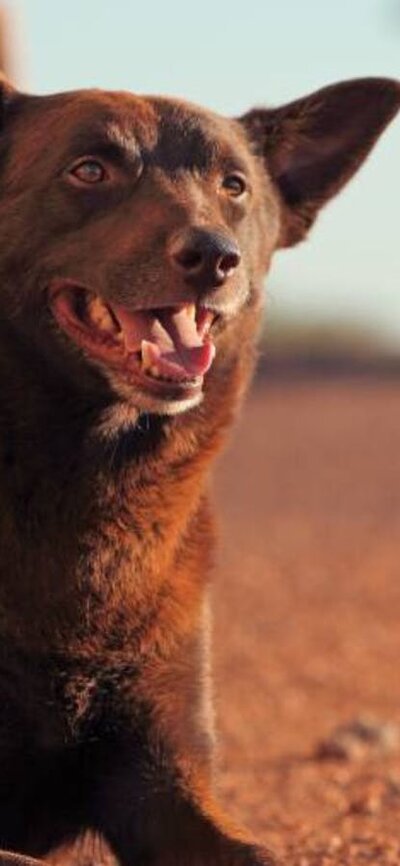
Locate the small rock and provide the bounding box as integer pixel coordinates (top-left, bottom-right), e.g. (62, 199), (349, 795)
(348, 793), (382, 815)
(314, 715), (400, 761)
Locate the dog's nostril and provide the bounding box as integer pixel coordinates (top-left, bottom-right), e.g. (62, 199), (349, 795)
(217, 251), (241, 276)
(175, 248), (204, 272)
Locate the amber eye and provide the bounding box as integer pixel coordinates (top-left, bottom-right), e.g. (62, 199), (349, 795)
(70, 159), (107, 184)
(221, 172), (247, 197)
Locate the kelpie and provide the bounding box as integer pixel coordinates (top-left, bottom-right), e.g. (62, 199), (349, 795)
(0, 74), (398, 866)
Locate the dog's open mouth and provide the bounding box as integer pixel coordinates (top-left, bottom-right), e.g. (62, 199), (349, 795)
(49, 281), (217, 400)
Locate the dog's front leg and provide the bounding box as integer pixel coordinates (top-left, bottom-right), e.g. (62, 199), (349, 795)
(93, 716), (276, 863)
(103, 784), (276, 866)
(92, 613), (278, 864)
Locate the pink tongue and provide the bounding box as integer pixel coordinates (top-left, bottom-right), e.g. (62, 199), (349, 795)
(157, 307), (215, 376)
(112, 305), (215, 377)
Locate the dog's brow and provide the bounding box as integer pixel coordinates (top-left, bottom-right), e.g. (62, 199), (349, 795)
(220, 154), (249, 175)
(67, 124), (140, 164)
(106, 122), (139, 157)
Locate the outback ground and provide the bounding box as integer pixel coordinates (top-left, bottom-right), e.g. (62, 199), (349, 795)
(214, 375), (400, 866)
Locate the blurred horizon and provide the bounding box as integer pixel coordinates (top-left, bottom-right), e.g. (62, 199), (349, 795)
(4, 0), (400, 349)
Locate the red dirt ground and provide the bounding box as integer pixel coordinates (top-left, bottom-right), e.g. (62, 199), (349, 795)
(213, 377), (400, 865)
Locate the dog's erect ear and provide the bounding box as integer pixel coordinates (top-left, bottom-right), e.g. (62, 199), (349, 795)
(240, 78), (400, 247)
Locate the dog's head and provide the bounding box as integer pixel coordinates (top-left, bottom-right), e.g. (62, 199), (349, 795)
(0, 76), (398, 422)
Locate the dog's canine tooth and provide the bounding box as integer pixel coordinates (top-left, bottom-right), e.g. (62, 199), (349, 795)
(150, 365), (161, 378)
(185, 303), (196, 320)
(141, 340), (154, 372)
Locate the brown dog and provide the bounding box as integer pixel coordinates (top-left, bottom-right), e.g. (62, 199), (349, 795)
(0, 74), (398, 866)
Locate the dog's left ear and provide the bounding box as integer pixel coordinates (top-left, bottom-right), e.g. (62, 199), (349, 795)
(240, 78), (400, 247)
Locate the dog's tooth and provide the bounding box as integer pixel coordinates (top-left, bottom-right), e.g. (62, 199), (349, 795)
(150, 365), (161, 378)
(87, 295), (115, 332)
(141, 340), (153, 372)
(186, 303), (196, 320)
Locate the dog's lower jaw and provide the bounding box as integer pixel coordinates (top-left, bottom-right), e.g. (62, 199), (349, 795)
(116, 382), (205, 420)
(92, 365), (206, 438)
(93, 393), (203, 441)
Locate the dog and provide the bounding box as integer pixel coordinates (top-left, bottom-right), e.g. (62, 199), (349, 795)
(0, 73), (398, 866)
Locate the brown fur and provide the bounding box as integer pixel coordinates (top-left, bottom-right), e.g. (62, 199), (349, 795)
(0, 75), (398, 866)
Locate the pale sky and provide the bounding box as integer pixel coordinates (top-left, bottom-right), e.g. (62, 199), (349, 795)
(7, 0), (400, 345)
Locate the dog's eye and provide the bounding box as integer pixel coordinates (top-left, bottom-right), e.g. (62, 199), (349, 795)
(70, 159), (107, 184)
(221, 173), (247, 197)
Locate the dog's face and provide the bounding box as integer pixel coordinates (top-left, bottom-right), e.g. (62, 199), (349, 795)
(0, 77), (398, 421)
(0, 88), (279, 418)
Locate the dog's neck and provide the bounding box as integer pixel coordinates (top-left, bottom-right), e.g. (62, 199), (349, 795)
(0, 312), (255, 658)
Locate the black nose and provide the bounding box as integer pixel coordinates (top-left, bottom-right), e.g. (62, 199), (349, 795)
(169, 227), (241, 289)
